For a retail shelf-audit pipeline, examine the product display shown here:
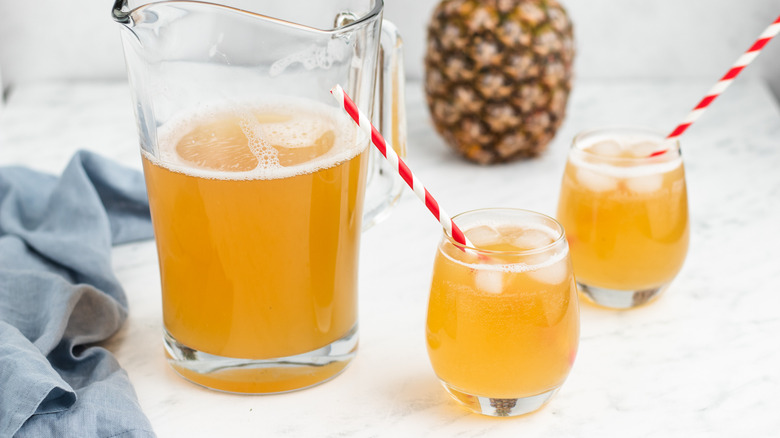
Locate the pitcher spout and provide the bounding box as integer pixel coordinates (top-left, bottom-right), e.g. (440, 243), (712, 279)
(112, 0), (132, 25)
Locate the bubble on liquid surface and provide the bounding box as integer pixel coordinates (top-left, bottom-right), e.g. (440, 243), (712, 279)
(238, 115), (281, 170)
(262, 116), (332, 149)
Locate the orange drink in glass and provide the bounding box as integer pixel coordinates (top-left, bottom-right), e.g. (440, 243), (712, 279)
(426, 209), (579, 417)
(556, 127), (689, 309)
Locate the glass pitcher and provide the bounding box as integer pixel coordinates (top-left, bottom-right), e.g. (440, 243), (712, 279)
(112, 0), (406, 393)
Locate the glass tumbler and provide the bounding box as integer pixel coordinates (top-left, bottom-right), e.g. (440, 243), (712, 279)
(426, 208), (579, 417)
(556, 127), (689, 309)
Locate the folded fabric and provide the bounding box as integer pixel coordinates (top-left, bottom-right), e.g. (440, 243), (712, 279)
(0, 151), (155, 437)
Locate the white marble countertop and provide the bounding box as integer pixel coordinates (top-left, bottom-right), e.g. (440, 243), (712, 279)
(1, 78), (779, 437)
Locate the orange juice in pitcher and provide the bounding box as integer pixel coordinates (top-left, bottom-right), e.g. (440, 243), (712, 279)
(114, 0), (407, 393)
(143, 101), (368, 393)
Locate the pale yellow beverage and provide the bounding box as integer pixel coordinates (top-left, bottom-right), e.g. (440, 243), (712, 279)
(426, 209), (579, 417)
(556, 127), (689, 308)
(142, 100), (368, 393)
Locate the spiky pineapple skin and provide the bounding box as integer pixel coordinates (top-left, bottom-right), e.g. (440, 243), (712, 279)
(425, 0), (575, 164)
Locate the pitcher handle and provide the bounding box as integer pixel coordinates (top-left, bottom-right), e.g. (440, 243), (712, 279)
(362, 19), (407, 231)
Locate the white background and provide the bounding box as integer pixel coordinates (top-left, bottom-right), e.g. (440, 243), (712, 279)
(1, 0), (779, 99)
(2, 2), (780, 436)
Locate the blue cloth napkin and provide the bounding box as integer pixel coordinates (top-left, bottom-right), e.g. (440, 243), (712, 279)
(0, 151), (156, 437)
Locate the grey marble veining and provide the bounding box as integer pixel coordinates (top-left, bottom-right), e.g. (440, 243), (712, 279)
(1, 78), (779, 437)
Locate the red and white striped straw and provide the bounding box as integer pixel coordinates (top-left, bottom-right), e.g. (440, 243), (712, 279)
(330, 84), (473, 249)
(651, 14), (780, 157)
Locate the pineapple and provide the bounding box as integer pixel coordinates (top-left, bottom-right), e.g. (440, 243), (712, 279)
(425, 0), (575, 164)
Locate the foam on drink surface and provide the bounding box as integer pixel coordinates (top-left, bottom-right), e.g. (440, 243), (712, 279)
(144, 98), (366, 181)
(569, 134), (682, 194)
(441, 222), (569, 286)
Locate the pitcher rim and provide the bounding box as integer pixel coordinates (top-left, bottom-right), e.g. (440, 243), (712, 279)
(112, 0), (384, 33)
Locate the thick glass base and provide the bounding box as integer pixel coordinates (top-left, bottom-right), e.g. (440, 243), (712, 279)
(578, 282), (668, 309)
(163, 326), (358, 394)
(441, 383), (560, 417)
